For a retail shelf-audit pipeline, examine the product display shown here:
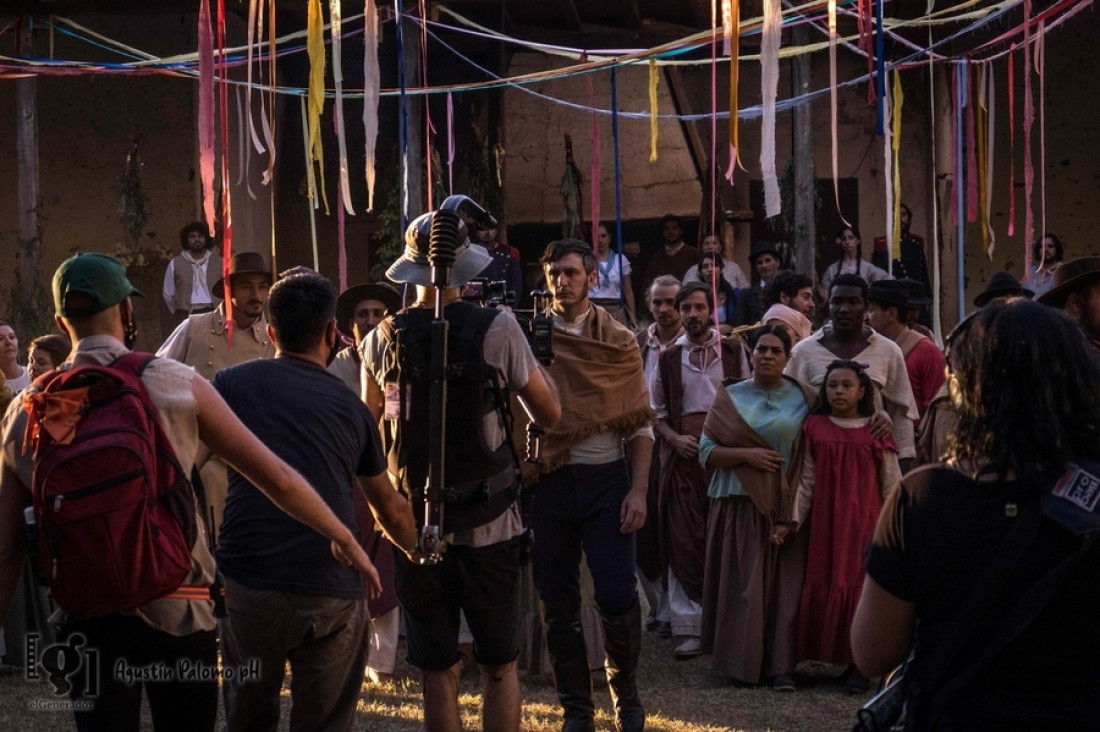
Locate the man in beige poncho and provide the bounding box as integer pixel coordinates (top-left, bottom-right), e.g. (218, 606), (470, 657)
(528, 239), (655, 732)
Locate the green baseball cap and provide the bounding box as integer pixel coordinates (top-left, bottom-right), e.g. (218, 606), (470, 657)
(53, 252), (144, 318)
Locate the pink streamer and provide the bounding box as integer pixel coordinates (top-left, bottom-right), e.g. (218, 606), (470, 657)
(710, 21), (719, 217)
(446, 91), (455, 194)
(587, 59), (601, 245)
(1023, 0), (1035, 271)
(197, 0), (217, 237)
(965, 62), (979, 223)
(218, 0), (235, 346)
(1007, 49), (1015, 237)
(363, 0), (380, 211)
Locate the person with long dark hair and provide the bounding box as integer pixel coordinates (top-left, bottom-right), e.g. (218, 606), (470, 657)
(590, 223), (638, 327)
(697, 252), (739, 334)
(818, 225), (892, 301)
(1029, 232), (1065, 297)
(853, 299), (1100, 728)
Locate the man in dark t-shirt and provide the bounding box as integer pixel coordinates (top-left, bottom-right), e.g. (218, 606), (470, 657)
(214, 271), (416, 732)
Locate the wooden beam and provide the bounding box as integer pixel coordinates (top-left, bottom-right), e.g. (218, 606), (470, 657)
(663, 67), (738, 218)
(791, 24), (815, 277)
(663, 67), (709, 186)
(402, 14), (424, 219)
(16, 19), (46, 337)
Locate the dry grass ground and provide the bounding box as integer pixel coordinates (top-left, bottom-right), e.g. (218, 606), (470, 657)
(1, 626), (866, 731)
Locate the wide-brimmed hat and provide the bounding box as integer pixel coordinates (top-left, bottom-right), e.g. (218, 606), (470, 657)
(386, 212), (491, 287)
(898, 278), (932, 306)
(1035, 257), (1100, 308)
(974, 271), (1034, 308)
(749, 239), (779, 263)
(53, 252), (144, 318)
(336, 282), (402, 328)
(867, 280), (910, 310)
(213, 251), (273, 297)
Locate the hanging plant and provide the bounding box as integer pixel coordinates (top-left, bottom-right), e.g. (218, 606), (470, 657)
(119, 137), (150, 249)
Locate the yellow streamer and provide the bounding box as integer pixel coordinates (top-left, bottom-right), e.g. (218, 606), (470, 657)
(891, 69), (903, 258)
(976, 64), (990, 256)
(648, 60), (659, 163)
(307, 0), (330, 215)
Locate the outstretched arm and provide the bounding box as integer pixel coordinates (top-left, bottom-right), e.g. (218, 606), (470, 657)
(192, 375), (378, 589)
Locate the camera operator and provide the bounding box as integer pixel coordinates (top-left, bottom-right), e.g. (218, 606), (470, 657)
(359, 212), (560, 732)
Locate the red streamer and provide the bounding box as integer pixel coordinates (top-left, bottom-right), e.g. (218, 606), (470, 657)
(197, 0), (216, 238)
(1023, 0), (1035, 273)
(1007, 49), (1015, 237)
(586, 55), (601, 245)
(218, 0), (234, 345)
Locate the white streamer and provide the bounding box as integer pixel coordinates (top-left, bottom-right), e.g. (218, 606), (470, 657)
(761, 0), (781, 217)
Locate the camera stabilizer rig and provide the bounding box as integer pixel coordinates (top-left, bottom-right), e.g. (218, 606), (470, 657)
(415, 194), (499, 566)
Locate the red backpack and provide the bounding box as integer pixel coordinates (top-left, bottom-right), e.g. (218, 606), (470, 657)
(22, 352), (198, 619)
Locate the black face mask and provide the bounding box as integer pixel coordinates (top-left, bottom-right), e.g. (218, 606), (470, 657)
(125, 319), (138, 350)
(326, 336), (339, 367)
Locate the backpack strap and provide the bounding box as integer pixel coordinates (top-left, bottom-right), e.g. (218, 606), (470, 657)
(109, 351), (158, 379)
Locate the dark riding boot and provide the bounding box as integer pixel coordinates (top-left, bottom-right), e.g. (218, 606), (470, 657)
(601, 600), (645, 732)
(543, 597), (596, 732)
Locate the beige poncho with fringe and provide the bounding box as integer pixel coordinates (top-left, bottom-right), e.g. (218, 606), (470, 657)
(525, 305), (656, 483)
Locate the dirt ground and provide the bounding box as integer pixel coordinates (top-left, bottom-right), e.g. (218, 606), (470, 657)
(0, 627), (867, 731)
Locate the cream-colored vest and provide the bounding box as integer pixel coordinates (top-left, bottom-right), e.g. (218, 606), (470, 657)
(169, 249), (222, 312)
(181, 307), (273, 381)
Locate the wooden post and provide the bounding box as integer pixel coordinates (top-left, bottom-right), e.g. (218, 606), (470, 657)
(791, 25), (815, 279)
(402, 13), (424, 219)
(15, 19), (47, 335)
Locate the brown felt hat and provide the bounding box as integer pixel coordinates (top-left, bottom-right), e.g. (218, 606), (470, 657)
(212, 251), (273, 297)
(867, 280), (910, 310)
(1035, 257), (1100, 309)
(336, 282), (402, 329)
(749, 239), (779, 263)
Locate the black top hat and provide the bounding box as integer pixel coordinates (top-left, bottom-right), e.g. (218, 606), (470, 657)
(867, 280), (910, 310)
(749, 240), (779, 262)
(974, 271), (1034, 308)
(898, 278), (932, 306)
(213, 251), (272, 297)
(336, 282), (402, 329)
(1035, 257), (1100, 309)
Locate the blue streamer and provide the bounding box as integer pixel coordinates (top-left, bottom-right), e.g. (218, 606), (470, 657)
(875, 0), (886, 135)
(611, 67), (625, 311)
(956, 62), (966, 321)
(395, 0), (409, 228)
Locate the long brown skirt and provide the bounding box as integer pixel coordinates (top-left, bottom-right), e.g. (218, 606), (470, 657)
(700, 495), (805, 684)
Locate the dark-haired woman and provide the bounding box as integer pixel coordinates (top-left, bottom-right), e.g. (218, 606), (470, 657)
(589, 224), (637, 327)
(697, 253), (739, 335)
(818, 226), (892, 301)
(697, 326), (815, 689)
(853, 299), (1100, 728)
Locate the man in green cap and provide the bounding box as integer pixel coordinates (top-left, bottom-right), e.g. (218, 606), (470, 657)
(0, 252), (381, 732)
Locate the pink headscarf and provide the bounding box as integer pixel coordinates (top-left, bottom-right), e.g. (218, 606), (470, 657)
(761, 303), (813, 344)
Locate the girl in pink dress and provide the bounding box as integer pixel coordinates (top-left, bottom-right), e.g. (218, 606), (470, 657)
(790, 360), (901, 691)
